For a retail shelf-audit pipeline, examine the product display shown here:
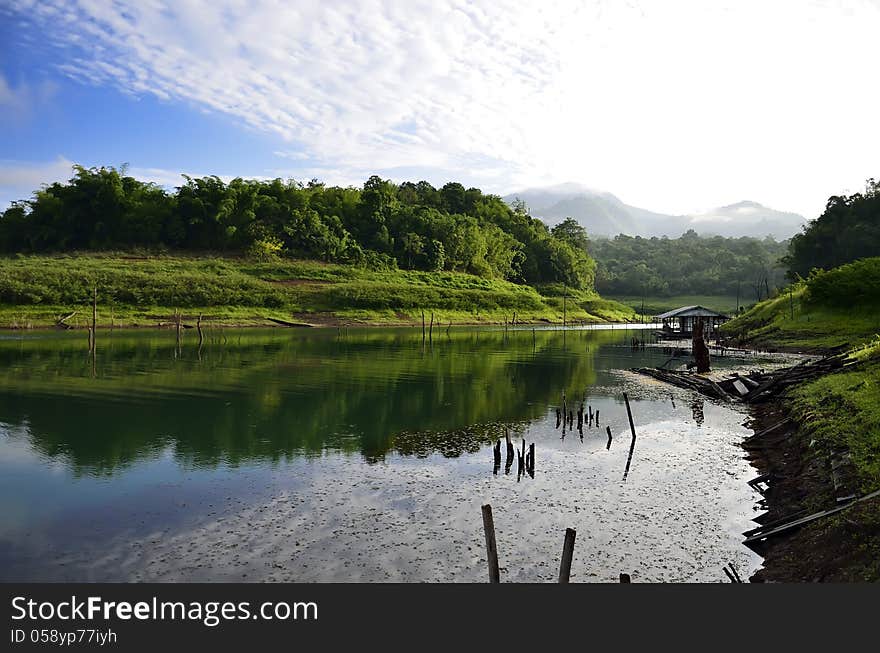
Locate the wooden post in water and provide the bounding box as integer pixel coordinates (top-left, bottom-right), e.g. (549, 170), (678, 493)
(421, 310), (426, 340)
(606, 425), (613, 450)
(429, 312), (434, 340)
(175, 309), (182, 357)
(623, 392), (637, 481)
(90, 285), (97, 355)
(197, 313), (204, 360)
(623, 392), (636, 441)
(563, 283), (567, 328)
(558, 528), (576, 583)
(481, 504), (500, 583)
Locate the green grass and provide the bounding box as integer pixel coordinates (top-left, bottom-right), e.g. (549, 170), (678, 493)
(606, 294), (743, 317)
(787, 349), (880, 490)
(0, 253), (638, 328)
(721, 283), (880, 350)
(721, 257), (880, 351)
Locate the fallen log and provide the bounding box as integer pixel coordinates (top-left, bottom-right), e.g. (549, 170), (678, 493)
(266, 317), (314, 328)
(743, 488), (880, 547)
(744, 418), (792, 441)
(632, 368), (731, 401)
(55, 311), (77, 329)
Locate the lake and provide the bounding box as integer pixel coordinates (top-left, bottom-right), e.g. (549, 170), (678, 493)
(0, 325), (763, 582)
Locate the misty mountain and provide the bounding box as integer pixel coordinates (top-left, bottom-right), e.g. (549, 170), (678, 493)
(504, 184), (807, 239)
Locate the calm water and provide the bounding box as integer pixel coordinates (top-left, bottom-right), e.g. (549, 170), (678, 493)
(0, 326), (763, 582)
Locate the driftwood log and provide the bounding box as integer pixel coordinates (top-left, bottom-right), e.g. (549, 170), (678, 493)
(632, 349), (857, 404)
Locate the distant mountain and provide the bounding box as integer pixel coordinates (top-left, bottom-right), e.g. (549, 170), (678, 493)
(504, 185), (807, 239)
(684, 201), (807, 239)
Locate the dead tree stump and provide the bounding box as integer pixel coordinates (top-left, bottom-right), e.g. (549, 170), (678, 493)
(692, 316), (711, 373)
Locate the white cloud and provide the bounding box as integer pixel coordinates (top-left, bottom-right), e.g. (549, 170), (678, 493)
(5, 0), (880, 216)
(0, 156), (74, 206)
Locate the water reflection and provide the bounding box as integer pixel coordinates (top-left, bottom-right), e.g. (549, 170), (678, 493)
(0, 327), (669, 475)
(0, 326), (765, 583)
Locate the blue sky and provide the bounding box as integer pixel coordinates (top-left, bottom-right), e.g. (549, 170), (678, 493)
(1, 0), (879, 217)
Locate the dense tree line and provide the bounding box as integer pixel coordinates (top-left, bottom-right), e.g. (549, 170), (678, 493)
(783, 178), (880, 279)
(588, 230), (788, 300)
(0, 166), (596, 289)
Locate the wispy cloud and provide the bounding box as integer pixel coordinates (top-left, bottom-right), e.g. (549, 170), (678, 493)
(0, 72), (58, 121)
(3, 0), (880, 215)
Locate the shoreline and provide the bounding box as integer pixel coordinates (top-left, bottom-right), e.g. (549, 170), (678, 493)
(0, 315), (664, 331)
(735, 344), (879, 581)
(634, 338), (876, 581)
(742, 400), (880, 581)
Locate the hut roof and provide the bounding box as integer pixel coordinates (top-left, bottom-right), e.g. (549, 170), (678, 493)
(654, 305), (729, 320)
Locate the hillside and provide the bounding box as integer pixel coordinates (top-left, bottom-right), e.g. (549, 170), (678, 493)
(0, 253), (637, 329)
(720, 257), (880, 350)
(0, 166), (597, 292)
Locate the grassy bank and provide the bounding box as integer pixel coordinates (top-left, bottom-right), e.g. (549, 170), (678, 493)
(0, 253), (638, 328)
(720, 259), (880, 351)
(724, 260), (880, 484)
(728, 259), (880, 580)
(787, 339), (880, 491)
(747, 343), (880, 581)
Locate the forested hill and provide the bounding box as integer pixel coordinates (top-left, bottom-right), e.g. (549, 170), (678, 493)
(589, 230), (788, 300)
(784, 178), (880, 279)
(0, 166), (596, 290)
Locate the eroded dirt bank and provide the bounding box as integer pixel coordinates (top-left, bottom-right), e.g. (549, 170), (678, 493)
(743, 402), (880, 582)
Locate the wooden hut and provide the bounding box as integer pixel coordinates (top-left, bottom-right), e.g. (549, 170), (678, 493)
(655, 305), (729, 338)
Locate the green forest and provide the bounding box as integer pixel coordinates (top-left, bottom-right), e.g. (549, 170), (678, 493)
(0, 165), (595, 290)
(783, 178), (880, 279)
(588, 229), (788, 300)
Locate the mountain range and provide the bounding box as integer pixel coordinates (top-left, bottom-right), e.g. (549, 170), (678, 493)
(503, 183), (808, 239)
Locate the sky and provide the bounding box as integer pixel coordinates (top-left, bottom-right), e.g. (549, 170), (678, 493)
(1, 0), (878, 218)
